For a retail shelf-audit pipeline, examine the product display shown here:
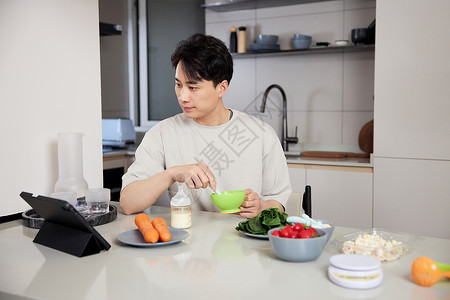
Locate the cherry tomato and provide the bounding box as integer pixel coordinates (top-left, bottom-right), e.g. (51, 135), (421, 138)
(272, 230), (280, 237)
(308, 227), (317, 233)
(307, 227), (318, 238)
(293, 223), (304, 232)
(279, 228), (289, 238)
(288, 230), (299, 239)
(299, 230), (312, 239)
(284, 225), (293, 233)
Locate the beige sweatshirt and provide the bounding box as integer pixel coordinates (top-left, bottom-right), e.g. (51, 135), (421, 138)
(122, 110), (292, 212)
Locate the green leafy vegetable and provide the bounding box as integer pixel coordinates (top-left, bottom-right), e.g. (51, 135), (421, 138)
(236, 207), (289, 235)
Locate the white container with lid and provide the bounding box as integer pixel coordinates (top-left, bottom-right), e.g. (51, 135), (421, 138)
(328, 254), (383, 289)
(170, 184), (192, 229)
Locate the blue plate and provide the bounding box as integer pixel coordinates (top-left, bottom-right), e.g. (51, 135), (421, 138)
(238, 230), (269, 240)
(117, 228), (189, 247)
(249, 43), (280, 52)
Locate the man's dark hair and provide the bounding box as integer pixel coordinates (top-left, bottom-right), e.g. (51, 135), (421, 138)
(171, 33), (233, 87)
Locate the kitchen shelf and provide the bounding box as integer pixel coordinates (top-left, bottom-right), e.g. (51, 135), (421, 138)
(201, 0), (335, 12)
(100, 22), (122, 36)
(232, 44), (374, 58)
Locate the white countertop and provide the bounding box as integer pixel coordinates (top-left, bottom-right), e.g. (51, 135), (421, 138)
(102, 147), (373, 168)
(102, 146), (136, 158)
(284, 145), (373, 167)
(286, 154), (373, 168)
(1, 204), (449, 300)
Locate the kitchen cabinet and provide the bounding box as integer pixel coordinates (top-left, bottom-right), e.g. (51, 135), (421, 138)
(103, 153), (135, 201)
(373, 158), (450, 239)
(288, 165), (307, 193)
(103, 153), (134, 171)
(373, 0), (450, 239)
(288, 164), (373, 228)
(374, 4), (449, 161)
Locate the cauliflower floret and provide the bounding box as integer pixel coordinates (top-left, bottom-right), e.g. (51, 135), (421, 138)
(342, 234), (406, 261)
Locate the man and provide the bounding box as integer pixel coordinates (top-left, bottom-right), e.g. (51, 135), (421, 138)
(120, 33), (291, 218)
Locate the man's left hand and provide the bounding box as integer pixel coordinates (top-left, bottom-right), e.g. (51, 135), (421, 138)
(239, 188), (262, 219)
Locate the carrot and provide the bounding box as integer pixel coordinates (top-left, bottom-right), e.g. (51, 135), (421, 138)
(135, 213), (159, 243)
(152, 217), (171, 242)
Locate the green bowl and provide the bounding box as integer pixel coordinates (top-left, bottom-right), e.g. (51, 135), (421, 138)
(210, 190), (245, 214)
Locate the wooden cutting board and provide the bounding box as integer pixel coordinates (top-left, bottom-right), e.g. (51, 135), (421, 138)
(358, 120), (374, 153)
(300, 151), (370, 158)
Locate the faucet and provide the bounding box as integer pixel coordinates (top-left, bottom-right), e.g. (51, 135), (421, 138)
(260, 84), (298, 152)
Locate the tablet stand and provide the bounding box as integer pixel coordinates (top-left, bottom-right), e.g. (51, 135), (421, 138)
(34, 221), (107, 257)
(20, 192), (111, 258)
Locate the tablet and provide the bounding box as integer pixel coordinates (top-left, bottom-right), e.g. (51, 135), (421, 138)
(20, 192), (111, 256)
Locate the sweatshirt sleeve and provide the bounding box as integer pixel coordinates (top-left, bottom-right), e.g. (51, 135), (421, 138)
(121, 124), (165, 191)
(260, 126), (292, 207)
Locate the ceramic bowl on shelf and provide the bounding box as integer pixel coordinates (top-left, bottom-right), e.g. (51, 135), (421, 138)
(292, 34), (312, 49)
(351, 28), (369, 45)
(335, 40), (349, 46)
(256, 34), (279, 44)
(268, 227), (327, 262)
(293, 33), (311, 40)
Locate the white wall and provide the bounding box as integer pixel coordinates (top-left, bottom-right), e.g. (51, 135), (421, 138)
(205, 0), (376, 152)
(0, 0), (103, 216)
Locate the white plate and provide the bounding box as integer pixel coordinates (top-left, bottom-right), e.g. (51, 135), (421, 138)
(238, 230), (269, 240)
(117, 228), (189, 247)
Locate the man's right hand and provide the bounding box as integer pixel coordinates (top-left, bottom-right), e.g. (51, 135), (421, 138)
(169, 161), (217, 191)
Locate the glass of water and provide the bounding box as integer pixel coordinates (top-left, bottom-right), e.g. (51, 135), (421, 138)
(85, 188), (110, 214)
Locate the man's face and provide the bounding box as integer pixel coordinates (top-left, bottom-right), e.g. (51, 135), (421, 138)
(175, 61), (226, 125)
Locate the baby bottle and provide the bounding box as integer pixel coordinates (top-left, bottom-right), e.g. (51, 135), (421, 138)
(170, 184), (192, 229)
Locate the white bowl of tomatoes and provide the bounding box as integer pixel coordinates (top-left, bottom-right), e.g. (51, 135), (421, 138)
(268, 224), (328, 262)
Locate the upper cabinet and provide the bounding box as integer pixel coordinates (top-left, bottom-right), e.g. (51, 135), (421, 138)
(201, 0), (335, 12)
